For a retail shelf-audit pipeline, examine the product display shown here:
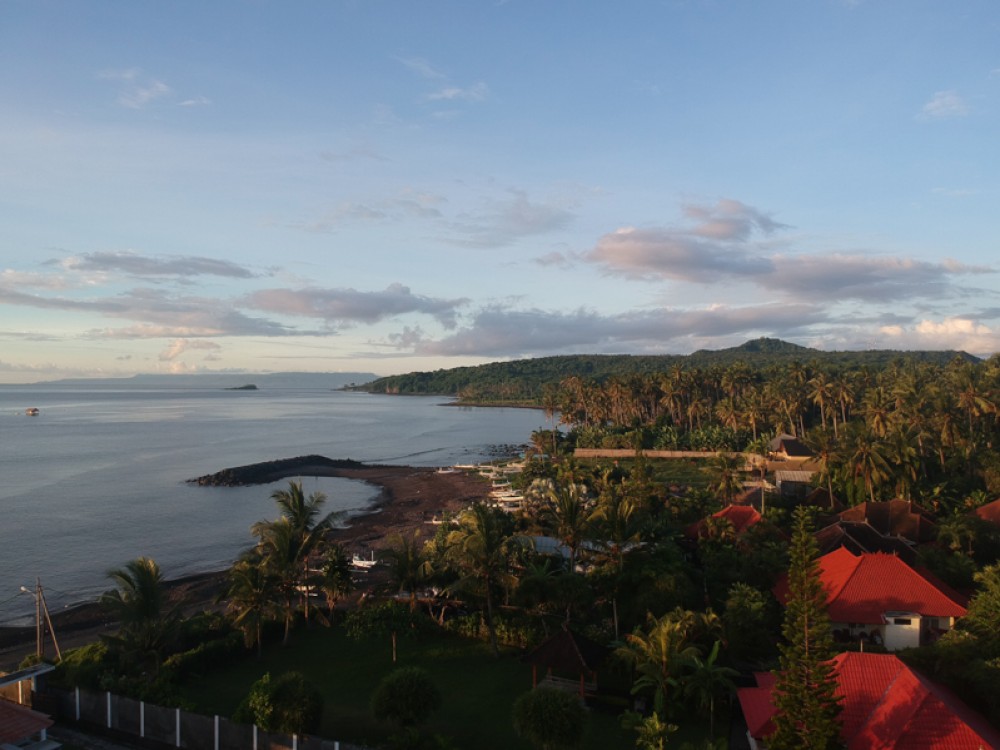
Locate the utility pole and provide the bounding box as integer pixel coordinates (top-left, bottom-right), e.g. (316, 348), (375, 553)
(19, 579), (62, 662)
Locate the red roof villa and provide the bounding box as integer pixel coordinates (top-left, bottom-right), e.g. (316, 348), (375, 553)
(773, 547), (967, 651)
(738, 652), (1000, 750)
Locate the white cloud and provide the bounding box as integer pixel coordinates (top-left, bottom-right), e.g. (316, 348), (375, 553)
(159, 338), (222, 361)
(448, 189), (574, 247)
(398, 57), (447, 79)
(58, 251), (257, 279)
(584, 199), (990, 302)
(178, 96), (211, 107)
(588, 225), (773, 282)
(243, 283), (468, 328)
(427, 82), (489, 102)
(403, 302), (825, 358)
(880, 317), (998, 356)
(920, 90), (970, 119)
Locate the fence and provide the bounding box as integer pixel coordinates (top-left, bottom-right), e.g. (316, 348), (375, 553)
(41, 686), (366, 750)
(573, 448), (739, 459)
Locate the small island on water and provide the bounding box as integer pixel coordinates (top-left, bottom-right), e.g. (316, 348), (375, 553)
(225, 383), (258, 391)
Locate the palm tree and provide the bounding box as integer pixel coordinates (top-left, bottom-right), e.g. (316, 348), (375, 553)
(847, 425), (890, 504)
(884, 425), (919, 500)
(382, 531), (431, 611)
(226, 554), (279, 657)
(253, 480), (343, 627)
(709, 452), (743, 505)
(807, 373), (833, 432)
(317, 544), (353, 622)
(615, 611), (702, 720)
(543, 477), (591, 574)
(252, 517), (304, 646)
(590, 477), (647, 638)
(803, 427), (840, 503)
(861, 385), (892, 438)
(680, 640), (738, 742)
(100, 557), (181, 673)
(833, 373), (856, 432)
(446, 502), (518, 657)
(936, 513), (979, 557)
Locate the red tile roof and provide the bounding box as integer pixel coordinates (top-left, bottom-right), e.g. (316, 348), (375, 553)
(774, 547), (967, 623)
(717, 504), (763, 534)
(974, 498), (1000, 526)
(737, 653), (1000, 750)
(684, 503), (763, 540)
(0, 699), (53, 744)
(838, 652), (1000, 750)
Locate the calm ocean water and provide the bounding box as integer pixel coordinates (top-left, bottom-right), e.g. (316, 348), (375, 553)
(0, 386), (546, 624)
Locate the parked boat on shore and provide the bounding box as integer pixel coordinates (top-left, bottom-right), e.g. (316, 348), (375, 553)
(351, 551), (378, 570)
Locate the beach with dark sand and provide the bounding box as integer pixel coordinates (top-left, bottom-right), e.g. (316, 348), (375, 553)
(0, 461), (494, 670)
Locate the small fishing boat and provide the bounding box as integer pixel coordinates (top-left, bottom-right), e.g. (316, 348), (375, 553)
(25, 407), (40, 416)
(351, 551), (378, 569)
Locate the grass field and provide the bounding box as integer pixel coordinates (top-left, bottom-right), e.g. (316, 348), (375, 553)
(177, 624), (641, 749)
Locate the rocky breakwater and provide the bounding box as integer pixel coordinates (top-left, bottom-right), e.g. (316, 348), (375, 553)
(187, 454), (371, 486)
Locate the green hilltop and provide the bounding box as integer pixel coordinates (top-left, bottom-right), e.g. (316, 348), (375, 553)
(351, 337), (978, 403)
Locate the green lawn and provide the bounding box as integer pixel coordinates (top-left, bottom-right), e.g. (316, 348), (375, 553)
(177, 624), (637, 749)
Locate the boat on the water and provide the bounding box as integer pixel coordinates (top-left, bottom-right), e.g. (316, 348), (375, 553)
(25, 407), (40, 416)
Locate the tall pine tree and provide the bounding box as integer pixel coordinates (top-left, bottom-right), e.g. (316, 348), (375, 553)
(769, 506), (842, 750)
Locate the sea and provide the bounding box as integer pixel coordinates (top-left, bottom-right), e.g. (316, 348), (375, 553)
(0, 385), (548, 625)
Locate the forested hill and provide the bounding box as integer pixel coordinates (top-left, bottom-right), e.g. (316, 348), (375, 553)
(351, 338), (979, 403)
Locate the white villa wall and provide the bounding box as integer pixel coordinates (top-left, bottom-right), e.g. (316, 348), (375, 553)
(884, 614), (921, 651)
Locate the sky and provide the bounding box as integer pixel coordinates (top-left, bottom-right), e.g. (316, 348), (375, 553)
(1, 0), (998, 384)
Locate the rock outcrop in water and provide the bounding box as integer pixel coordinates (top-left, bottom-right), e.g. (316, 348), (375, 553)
(188, 455), (369, 486)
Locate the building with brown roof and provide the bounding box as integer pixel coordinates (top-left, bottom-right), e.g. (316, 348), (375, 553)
(838, 499), (937, 545)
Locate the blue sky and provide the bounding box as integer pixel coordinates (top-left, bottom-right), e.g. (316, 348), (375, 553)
(1, 0), (998, 383)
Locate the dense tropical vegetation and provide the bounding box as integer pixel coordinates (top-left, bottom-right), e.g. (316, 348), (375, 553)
(40, 340), (1000, 748)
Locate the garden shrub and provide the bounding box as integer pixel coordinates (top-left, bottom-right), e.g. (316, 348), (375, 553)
(371, 666), (442, 728)
(162, 630), (244, 679)
(512, 687), (587, 750)
(233, 671), (323, 734)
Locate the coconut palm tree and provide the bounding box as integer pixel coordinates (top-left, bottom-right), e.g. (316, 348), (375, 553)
(100, 556), (181, 673)
(317, 544), (353, 622)
(807, 372), (833, 432)
(226, 553), (280, 657)
(680, 640), (738, 742)
(542, 476), (592, 574)
(803, 427), (841, 503)
(847, 425), (891, 504)
(709, 452), (743, 505)
(615, 611), (703, 720)
(251, 517), (304, 646)
(589, 479), (647, 638)
(382, 531), (432, 612)
(445, 502), (518, 657)
(252, 480), (343, 627)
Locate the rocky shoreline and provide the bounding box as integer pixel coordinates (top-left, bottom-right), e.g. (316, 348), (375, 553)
(0, 457), (496, 670)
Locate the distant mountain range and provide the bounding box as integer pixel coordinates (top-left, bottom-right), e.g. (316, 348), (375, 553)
(30, 371), (378, 390)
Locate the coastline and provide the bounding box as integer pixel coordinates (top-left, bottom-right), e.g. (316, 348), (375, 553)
(0, 461), (494, 671)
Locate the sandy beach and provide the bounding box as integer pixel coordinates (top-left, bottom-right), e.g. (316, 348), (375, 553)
(0, 462), (494, 671)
